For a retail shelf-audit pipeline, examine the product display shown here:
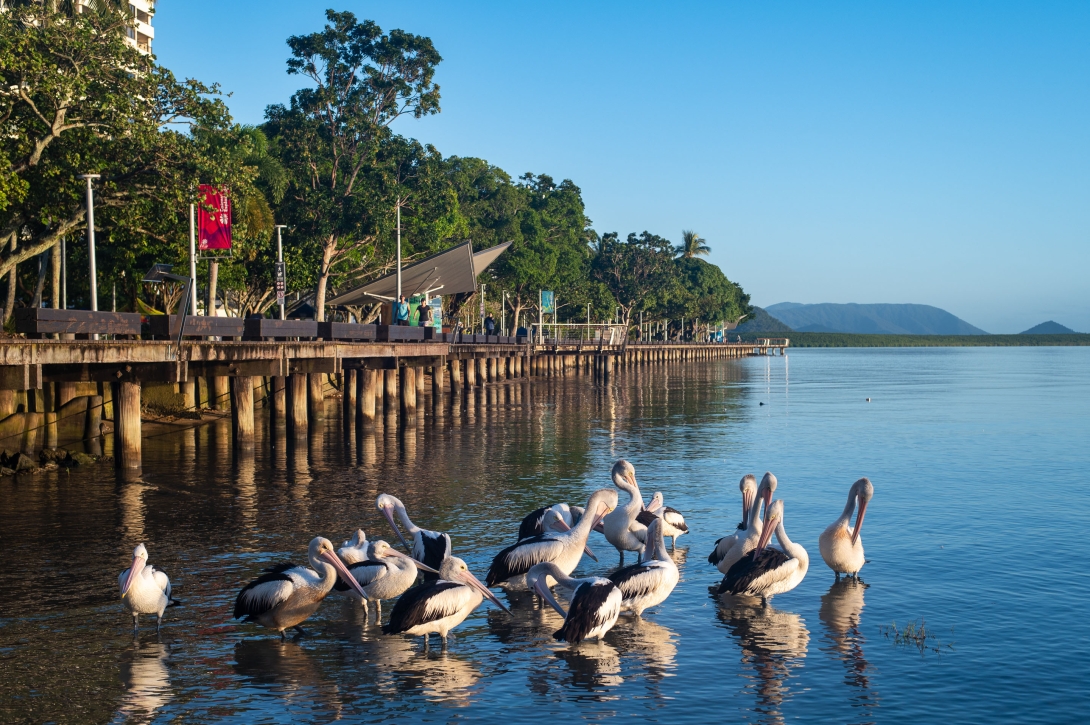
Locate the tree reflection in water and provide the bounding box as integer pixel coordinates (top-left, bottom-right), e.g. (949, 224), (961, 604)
(112, 639), (170, 725)
(716, 595), (810, 725)
(819, 578), (879, 723)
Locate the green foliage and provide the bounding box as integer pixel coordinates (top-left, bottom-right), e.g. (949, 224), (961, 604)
(677, 229), (710, 258)
(590, 231), (678, 325)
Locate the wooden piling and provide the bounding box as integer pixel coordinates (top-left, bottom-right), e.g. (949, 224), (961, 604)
(288, 372), (307, 435)
(308, 373), (324, 419)
(114, 381), (141, 468)
(231, 375), (255, 444)
(384, 368), (398, 412)
(465, 357), (476, 388)
(400, 366), (417, 417)
(212, 375), (230, 411)
(343, 369), (356, 420)
(360, 369), (377, 426)
(271, 376), (286, 423)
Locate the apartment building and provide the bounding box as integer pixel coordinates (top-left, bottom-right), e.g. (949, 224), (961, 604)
(2, 1), (156, 54)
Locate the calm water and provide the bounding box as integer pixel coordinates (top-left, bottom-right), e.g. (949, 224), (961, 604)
(1, 347), (1088, 724)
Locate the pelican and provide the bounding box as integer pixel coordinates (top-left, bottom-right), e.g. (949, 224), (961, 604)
(383, 556), (510, 648)
(519, 503), (577, 539)
(636, 491), (689, 547)
(602, 460), (648, 563)
(708, 474), (757, 567)
(542, 508), (599, 562)
(333, 540), (438, 620)
(376, 493), (451, 578)
(119, 543), (180, 633)
(819, 477), (874, 579)
(608, 517), (679, 616)
(486, 488), (617, 590)
(719, 499), (809, 604)
(234, 537), (367, 639)
(710, 472), (776, 575)
(527, 562), (621, 644)
(338, 529), (369, 564)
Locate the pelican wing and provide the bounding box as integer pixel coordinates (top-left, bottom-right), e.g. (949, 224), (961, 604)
(383, 581), (467, 634)
(720, 548), (792, 596)
(635, 510), (657, 527)
(332, 560), (388, 592)
(118, 567), (130, 594)
(609, 560), (672, 601)
(709, 534), (736, 566)
(661, 507), (688, 532)
(152, 568), (171, 599)
(555, 581), (621, 644)
(234, 563), (299, 620)
(518, 507), (548, 540)
(414, 531), (451, 577)
(486, 534), (567, 586)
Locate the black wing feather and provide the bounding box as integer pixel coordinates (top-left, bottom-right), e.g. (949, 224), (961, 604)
(419, 532), (451, 581)
(663, 507), (688, 532)
(719, 548), (791, 595)
(262, 562), (297, 574)
(635, 510), (657, 526)
(233, 569), (294, 620)
(383, 581), (464, 634)
(332, 559), (385, 592)
(486, 534), (554, 586)
(708, 537), (725, 565)
(518, 507), (548, 540)
(555, 581), (617, 644)
(608, 562), (658, 600)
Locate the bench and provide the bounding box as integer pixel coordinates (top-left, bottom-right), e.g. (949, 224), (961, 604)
(377, 325), (426, 342)
(15, 308), (142, 338)
(243, 318), (319, 340)
(317, 322), (377, 341)
(143, 314), (245, 339)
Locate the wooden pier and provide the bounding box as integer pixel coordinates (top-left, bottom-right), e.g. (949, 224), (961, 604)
(0, 318), (788, 469)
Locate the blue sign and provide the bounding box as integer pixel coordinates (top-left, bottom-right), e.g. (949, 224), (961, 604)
(541, 290), (555, 314)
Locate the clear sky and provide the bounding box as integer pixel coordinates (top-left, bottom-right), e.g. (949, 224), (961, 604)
(154, 1), (1090, 333)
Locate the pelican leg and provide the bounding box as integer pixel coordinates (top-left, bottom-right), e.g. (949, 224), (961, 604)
(376, 600), (382, 619)
(361, 599), (369, 620)
(280, 629), (288, 641)
(132, 614), (139, 634)
(156, 614), (163, 633)
(835, 572), (841, 581)
(294, 626), (310, 637)
(441, 633), (448, 650)
(619, 550), (625, 565)
(423, 633), (429, 650)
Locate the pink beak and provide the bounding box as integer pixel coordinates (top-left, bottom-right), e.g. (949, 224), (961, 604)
(851, 498), (868, 546)
(549, 517), (598, 562)
(122, 556), (145, 597)
(532, 576), (568, 618)
(380, 506), (413, 551)
(322, 551), (368, 598)
(742, 489), (754, 526)
(462, 570), (510, 614)
(388, 548), (439, 574)
(755, 513), (778, 556)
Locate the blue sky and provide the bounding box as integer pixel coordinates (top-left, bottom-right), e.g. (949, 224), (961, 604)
(155, 2), (1089, 333)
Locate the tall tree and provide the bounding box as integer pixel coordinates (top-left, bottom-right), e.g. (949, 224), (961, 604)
(590, 231), (678, 328)
(0, 2), (246, 313)
(677, 229), (710, 258)
(265, 10), (441, 320)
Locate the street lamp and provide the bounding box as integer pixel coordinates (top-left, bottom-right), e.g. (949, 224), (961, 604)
(143, 263), (194, 350)
(77, 174), (101, 312)
(274, 224), (287, 320)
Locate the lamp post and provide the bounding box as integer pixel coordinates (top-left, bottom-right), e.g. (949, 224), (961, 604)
(143, 264), (193, 351)
(188, 203), (198, 315)
(77, 174), (100, 312)
(275, 224), (287, 320)
(395, 202), (402, 301)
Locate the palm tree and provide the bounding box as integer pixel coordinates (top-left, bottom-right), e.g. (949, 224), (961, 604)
(677, 230), (710, 259)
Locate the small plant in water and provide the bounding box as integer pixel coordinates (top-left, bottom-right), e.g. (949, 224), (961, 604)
(879, 620), (954, 655)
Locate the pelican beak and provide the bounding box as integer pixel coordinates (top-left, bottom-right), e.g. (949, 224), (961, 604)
(550, 517), (572, 532)
(533, 576), (568, 618)
(591, 503), (611, 532)
(583, 544), (599, 562)
(381, 505), (413, 551)
(389, 548), (439, 574)
(626, 471), (638, 489)
(121, 556), (145, 598)
(755, 514), (778, 556)
(743, 489), (754, 525)
(322, 551), (367, 598)
(763, 487), (774, 515)
(463, 570), (510, 614)
(851, 498), (868, 546)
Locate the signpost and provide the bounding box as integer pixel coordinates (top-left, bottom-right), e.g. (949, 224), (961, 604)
(274, 224), (287, 319)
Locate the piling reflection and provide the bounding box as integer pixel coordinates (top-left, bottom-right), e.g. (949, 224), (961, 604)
(819, 579), (878, 721)
(717, 598), (810, 725)
(112, 640), (171, 724)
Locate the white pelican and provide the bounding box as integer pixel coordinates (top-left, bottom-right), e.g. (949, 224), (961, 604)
(719, 499), (809, 604)
(708, 474), (757, 567)
(486, 488), (617, 590)
(542, 508), (599, 562)
(119, 544), (180, 633)
(333, 540), (439, 620)
(376, 493), (451, 578)
(519, 504), (604, 540)
(819, 477), (874, 579)
(710, 472), (776, 575)
(383, 556), (509, 648)
(602, 460), (648, 563)
(637, 491), (689, 547)
(233, 537), (367, 639)
(607, 517), (679, 616)
(338, 529), (369, 564)
(527, 562), (621, 644)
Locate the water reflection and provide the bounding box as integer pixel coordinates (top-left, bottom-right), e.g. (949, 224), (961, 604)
(111, 640), (170, 724)
(555, 641), (624, 691)
(717, 598), (810, 725)
(233, 639), (344, 719)
(819, 579), (878, 722)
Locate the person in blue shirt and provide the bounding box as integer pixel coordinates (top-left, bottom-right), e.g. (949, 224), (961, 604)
(484, 314), (495, 335)
(396, 295), (409, 326)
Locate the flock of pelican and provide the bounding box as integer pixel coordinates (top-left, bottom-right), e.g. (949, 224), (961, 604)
(118, 461), (874, 650)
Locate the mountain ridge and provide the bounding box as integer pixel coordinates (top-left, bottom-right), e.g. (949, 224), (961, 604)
(765, 302), (987, 335)
(1020, 321), (1076, 334)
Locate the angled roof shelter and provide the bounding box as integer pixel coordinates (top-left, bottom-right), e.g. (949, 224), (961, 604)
(327, 241), (511, 307)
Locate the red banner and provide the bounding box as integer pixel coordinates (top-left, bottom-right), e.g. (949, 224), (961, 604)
(197, 185), (232, 251)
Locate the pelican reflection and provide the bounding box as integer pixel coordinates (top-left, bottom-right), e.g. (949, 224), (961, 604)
(555, 640), (624, 691)
(717, 598), (810, 725)
(112, 640), (170, 724)
(232, 639), (343, 718)
(820, 578), (878, 719)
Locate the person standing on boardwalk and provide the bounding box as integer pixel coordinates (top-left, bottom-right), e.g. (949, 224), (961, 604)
(417, 299), (431, 327)
(485, 314), (496, 336)
(396, 296), (410, 326)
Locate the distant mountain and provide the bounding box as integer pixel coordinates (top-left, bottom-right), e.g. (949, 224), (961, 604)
(735, 307), (793, 334)
(1020, 321), (1076, 334)
(765, 302), (988, 335)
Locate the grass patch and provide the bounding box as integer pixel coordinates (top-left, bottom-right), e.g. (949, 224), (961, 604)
(879, 620), (954, 655)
